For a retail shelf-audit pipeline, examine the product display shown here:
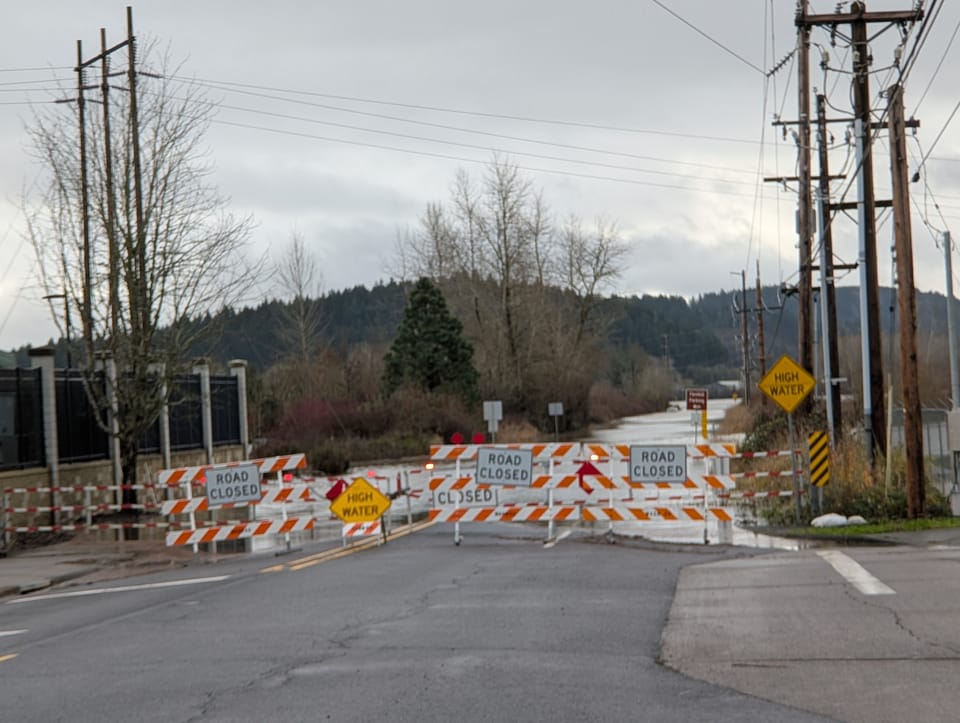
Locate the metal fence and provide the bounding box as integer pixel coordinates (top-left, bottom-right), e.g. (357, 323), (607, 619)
(889, 407), (952, 492)
(211, 375), (241, 447)
(0, 367), (241, 472)
(56, 370), (109, 463)
(0, 369), (44, 470)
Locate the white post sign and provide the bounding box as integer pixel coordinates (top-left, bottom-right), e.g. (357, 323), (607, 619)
(205, 462), (261, 507)
(629, 445), (687, 483)
(476, 448), (533, 486)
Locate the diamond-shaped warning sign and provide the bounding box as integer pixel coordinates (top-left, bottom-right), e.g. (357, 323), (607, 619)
(329, 478), (391, 523)
(758, 355), (816, 414)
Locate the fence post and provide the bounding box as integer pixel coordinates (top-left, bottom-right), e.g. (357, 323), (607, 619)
(2, 487), (9, 549)
(229, 360), (249, 457)
(95, 353), (124, 517)
(29, 348), (59, 528)
(192, 360), (213, 465)
(149, 362), (172, 474)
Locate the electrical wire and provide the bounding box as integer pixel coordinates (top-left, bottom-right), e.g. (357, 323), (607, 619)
(213, 118), (760, 198)
(650, 0), (765, 74)
(173, 74), (761, 145)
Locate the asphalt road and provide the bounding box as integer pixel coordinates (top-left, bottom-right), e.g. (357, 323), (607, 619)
(0, 523), (833, 723)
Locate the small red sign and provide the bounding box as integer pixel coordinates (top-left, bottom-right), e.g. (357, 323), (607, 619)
(325, 479), (348, 501)
(686, 388), (708, 411)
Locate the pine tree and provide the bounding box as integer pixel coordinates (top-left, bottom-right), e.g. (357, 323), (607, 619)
(383, 278), (478, 402)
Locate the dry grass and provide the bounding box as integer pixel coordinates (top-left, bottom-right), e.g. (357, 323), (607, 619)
(716, 401), (753, 435)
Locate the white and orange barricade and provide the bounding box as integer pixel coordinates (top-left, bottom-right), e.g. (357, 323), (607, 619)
(166, 517), (314, 547)
(429, 442), (580, 463)
(342, 520), (382, 539)
(428, 504), (580, 524)
(160, 454), (313, 549)
(158, 453), (307, 488)
(580, 506), (733, 523)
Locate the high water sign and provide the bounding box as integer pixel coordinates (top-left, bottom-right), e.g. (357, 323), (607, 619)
(758, 354), (816, 414)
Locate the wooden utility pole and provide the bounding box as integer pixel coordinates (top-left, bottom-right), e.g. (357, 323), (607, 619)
(798, 2), (922, 462)
(754, 263), (767, 410)
(127, 6), (148, 345)
(796, 0), (814, 394)
(101, 28), (120, 339)
(76, 40), (92, 356)
(888, 82), (924, 517)
(850, 2), (886, 461)
(815, 94), (842, 444)
(740, 270), (751, 404)
(755, 261), (767, 384)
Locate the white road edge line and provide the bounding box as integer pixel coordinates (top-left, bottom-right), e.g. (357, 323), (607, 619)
(0, 629), (28, 637)
(817, 550), (896, 595)
(544, 530), (572, 549)
(5, 575), (231, 604)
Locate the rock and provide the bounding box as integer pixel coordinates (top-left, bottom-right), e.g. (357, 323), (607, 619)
(811, 513), (849, 528)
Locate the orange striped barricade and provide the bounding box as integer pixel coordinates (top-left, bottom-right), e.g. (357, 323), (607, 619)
(580, 506), (732, 523)
(166, 517), (315, 547)
(428, 504), (580, 524)
(160, 454), (309, 551)
(342, 520), (382, 540)
(581, 504), (733, 543)
(427, 469), (585, 544)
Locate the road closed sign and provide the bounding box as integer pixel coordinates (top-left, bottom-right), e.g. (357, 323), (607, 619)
(205, 463), (262, 507)
(476, 448), (534, 486)
(629, 445), (687, 483)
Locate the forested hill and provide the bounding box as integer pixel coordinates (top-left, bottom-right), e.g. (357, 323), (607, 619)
(10, 282), (956, 378)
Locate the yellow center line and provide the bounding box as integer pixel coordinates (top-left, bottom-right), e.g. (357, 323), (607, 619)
(261, 519), (437, 573)
(0, 654), (18, 664)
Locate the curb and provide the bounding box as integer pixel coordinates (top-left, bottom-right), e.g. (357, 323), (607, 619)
(1, 565), (102, 600)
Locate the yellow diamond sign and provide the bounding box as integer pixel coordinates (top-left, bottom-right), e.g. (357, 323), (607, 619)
(758, 354), (816, 414)
(330, 477), (392, 523)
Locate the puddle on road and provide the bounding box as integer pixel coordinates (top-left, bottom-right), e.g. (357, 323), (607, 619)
(610, 520), (819, 551)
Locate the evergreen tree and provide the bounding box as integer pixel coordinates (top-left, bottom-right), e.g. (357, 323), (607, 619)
(382, 278), (478, 401)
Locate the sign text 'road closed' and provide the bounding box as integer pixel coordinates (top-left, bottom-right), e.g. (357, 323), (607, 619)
(476, 448), (533, 486)
(205, 463), (261, 507)
(629, 445), (687, 483)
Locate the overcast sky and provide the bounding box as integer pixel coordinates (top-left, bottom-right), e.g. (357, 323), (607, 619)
(2, 1), (959, 349)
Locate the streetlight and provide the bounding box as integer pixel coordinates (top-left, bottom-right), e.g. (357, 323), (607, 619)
(42, 293), (72, 368)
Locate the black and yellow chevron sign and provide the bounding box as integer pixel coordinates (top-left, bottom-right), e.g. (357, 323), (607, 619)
(808, 431), (830, 487)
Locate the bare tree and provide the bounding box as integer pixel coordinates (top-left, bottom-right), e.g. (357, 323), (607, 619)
(24, 42), (255, 495)
(276, 229), (324, 362)
(396, 157), (626, 415)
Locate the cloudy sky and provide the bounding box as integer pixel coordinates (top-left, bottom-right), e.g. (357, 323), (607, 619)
(2, 1), (959, 349)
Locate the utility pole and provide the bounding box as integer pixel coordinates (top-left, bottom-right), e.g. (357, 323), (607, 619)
(851, 3), (885, 461)
(101, 28), (119, 339)
(796, 0), (815, 397)
(944, 230), (960, 409)
(815, 93), (843, 444)
(799, 2), (922, 463)
(739, 271), (751, 404)
(755, 262), (767, 409)
(75, 40), (92, 357)
(127, 5), (147, 346)
(888, 81), (924, 517)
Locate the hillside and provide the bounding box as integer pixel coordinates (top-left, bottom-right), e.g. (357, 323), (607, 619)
(8, 282), (955, 381)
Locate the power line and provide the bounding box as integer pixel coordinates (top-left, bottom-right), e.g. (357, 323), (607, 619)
(650, 0), (765, 74)
(207, 99), (759, 187)
(172, 74), (760, 145)
(213, 118), (764, 199)
(152, 81), (760, 177)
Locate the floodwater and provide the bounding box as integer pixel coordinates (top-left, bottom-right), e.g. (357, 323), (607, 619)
(258, 398), (806, 551)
